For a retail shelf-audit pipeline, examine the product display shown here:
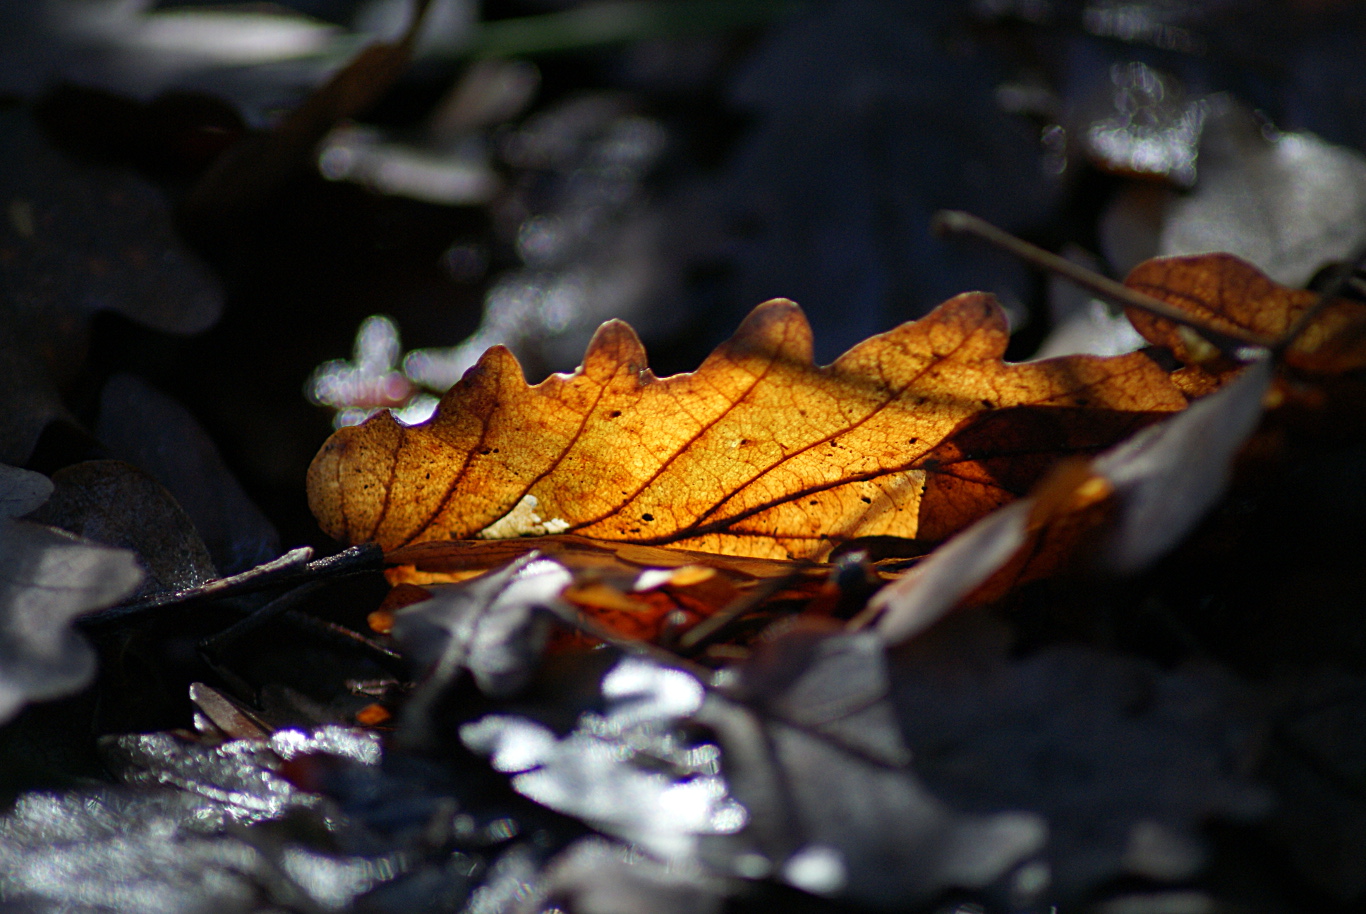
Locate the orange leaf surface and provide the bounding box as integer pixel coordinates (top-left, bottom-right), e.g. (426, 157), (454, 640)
(1125, 253), (1366, 374)
(308, 295), (1185, 560)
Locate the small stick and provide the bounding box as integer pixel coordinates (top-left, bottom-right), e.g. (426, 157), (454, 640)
(676, 570), (807, 655)
(199, 579), (331, 658)
(82, 544), (385, 628)
(931, 210), (1278, 353)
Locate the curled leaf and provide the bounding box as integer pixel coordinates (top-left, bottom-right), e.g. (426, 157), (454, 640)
(310, 296), (1183, 560)
(1125, 253), (1366, 374)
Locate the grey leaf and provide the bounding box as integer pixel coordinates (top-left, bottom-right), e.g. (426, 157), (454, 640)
(0, 514), (142, 724)
(0, 462), (52, 518)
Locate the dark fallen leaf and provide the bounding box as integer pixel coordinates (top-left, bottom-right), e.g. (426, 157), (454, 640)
(0, 109), (221, 463)
(722, 627), (910, 767)
(890, 634), (1270, 899)
(189, 682), (271, 742)
(0, 462), (52, 518)
(697, 631), (1046, 909)
(96, 373), (280, 575)
(0, 463), (143, 724)
(1260, 668), (1366, 900)
(28, 459), (217, 597)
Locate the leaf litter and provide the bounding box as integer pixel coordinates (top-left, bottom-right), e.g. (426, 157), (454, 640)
(7, 5), (1366, 910)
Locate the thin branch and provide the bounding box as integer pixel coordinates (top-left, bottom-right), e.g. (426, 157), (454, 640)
(931, 210), (1279, 353)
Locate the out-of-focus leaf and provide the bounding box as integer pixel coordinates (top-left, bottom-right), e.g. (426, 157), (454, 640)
(1157, 106), (1366, 289)
(1076, 62), (1207, 187)
(891, 633), (1270, 899)
(393, 553), (568, 702)
(0, 462), (53, 518)
(102, 726), (382, 825)
(873, 358), (1272, 641)
(185, 0), (433, 219)
(528, 837), (729, 914)
(0, 722), (396, 913)
(871, 497), (1036, 645)
(317, 123), (500, 206)
(698, 632), (1046, 909)
(0, 109), (222, 463)
(309, 297), (1183, 560)
(0, 788), (266, 914)
(464, 637), (1044, 909)
(1091, 358), (1273, 574)
(0, 464), (143, 724)
(462, 656), (747, 863)
(0, 1), (365, 126)
(96, 373), (280, 575)
(1126, 253), (1366, 374)
(28, 459), (217, 597)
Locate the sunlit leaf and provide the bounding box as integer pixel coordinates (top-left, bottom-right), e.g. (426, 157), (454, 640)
(310, 296), (1184, 560)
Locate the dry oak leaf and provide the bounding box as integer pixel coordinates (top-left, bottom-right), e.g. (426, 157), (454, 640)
(1125, 253), (1366, 374)
(308, 295), (1186, 561)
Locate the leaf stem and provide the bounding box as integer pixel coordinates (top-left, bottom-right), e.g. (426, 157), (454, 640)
(931, 210), (1279, 353)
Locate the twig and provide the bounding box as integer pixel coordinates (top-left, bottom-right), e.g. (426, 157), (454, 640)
(81, 544), (385, 628)
(931, 210), (1279, 353)
(675, 569), (809, 655)
(199, 579), (332, 658)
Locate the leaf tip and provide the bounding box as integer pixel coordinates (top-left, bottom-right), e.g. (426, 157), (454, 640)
(725, 298), (814, 364)
(581, 319), (649, 377)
